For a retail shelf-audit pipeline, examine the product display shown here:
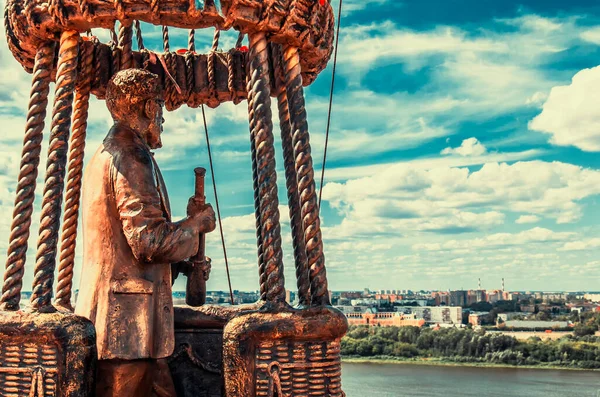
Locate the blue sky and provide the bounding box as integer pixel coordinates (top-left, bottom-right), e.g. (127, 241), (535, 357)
(1, 0), (600, 294)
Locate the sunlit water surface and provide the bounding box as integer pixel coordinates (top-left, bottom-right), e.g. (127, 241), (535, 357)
(342, 362), (600, 397)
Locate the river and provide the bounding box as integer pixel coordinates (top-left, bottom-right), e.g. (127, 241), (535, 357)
(342, 362), (600, 397)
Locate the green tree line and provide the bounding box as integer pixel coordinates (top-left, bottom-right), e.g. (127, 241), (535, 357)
(342, 325), (600, 369)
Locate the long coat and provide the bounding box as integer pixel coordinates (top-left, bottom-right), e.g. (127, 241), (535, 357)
(75, 125), (200, 360)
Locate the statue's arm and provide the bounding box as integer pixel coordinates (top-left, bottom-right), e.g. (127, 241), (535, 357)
(113, 147), (200, 264)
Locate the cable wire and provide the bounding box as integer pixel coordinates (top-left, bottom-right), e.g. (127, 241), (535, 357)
(201, 104), (234, 305)
(318, 0), (343, 209)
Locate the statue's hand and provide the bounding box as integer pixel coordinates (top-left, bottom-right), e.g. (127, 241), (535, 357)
(202, 256), (212, 281)
(188, 199), (216, 233)
(171, 260), (194, 284)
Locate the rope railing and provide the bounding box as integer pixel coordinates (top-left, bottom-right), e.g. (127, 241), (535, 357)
(134, 20), (144, 51)
(118, 21), (133, 69)
(282, 45), (330, 306)
(248, 32), (285, 303)
(31, 30), (79, 313)
(188, 29), (196, 53)
(55, 37), (94, 310)
(246, 42), (266, 301)
(162, 25), (170, 52)
(0, 42), (56, 311)
(272, 43), (310, 306)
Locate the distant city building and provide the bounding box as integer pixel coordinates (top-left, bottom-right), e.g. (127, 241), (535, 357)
(341, 292), (363, 300)
(520, 304), (536, 313)
(584, 293), (600, 302)
(285, 289), (296, 304)
(486, 290), (503, 303)
(335, 305), (367, 314)
(431, 291), (450, 306)
(467, 290), (486, 305)
(505, 292), (520, 301)
(504, 320), (569, 329)
(497, 312), (524, 322)
(450, 290), (468, 307)
(375, 293), (403, 303)
(346, 309), (426, 328)
(399, 306), (462, 325)
(468, 312), (488, 326)
(350, 298), (378, 306)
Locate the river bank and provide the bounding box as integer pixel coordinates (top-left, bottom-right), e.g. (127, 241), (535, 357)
(342, 356), (600, 371)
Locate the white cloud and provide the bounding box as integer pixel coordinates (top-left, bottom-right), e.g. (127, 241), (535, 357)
(323, 160), (600, 232)
(580, 26), (600, 44)
(516, 215), (540, 224)
(559, 238), (600, 252)
(441, 137), (487, 157)
(324, 148), (542, 181)
(341, 0), (391, 15)
(412, 227), (574, 252)
(501, 15), (564, 33)
(530, 66), (600, 152)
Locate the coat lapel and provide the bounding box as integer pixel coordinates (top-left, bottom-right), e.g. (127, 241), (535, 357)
(150, 153), (172, 221)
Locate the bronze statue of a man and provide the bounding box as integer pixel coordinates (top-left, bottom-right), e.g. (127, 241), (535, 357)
(75, 69), (216, 396)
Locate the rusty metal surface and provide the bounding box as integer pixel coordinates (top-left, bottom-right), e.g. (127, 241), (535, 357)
(170, 303), (262, 397)
(0, 42), (56, 312)
(0, 310), (97, 397)
(31, 31), (79, 313)
(55, 38), (94, 311)
(255, 339), (343, 396)
(169, 329), (224, 397)
(186, 168), (209, 307)
(222, 304), (348, 397)
(5, 0), (333, 86)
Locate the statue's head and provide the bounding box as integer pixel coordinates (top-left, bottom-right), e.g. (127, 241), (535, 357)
(106, 69), (165, 149)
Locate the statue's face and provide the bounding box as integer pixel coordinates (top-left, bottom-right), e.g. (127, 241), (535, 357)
(145, 97), (165, 149)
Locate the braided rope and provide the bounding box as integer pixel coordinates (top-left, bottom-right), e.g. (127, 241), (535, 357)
(163, 52), (178, 110)
(162, 25), (170, 52)
(150, 0), (160, 23)
(0, 42), (56, 311)
(226, 51), (238, 104)
(281, 45), (329, 306)
(245, 55), (266, 300)
(90, 36), (102, 89)
(236, 31), (245, 49)
(118, 21), (133, 69)
(272, 44), (310, 306)
(48, 0), (67, 25)
(188, 29), (195, 52)
(30, 31), (79, 313)
(109, 26), (118, 43)
(134, 20), (145, 51)
(185, 29), (195, 103)
(54, 39), (93, 310)
(24, 0), (38, 27)
(109, 27), (120, 76)
(207, 29), (220, 107)
(79, 0), (91, 20)
(113, 0), (125, 20)
(247, 32), (285, 303)
(211, 29), (220, 53)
